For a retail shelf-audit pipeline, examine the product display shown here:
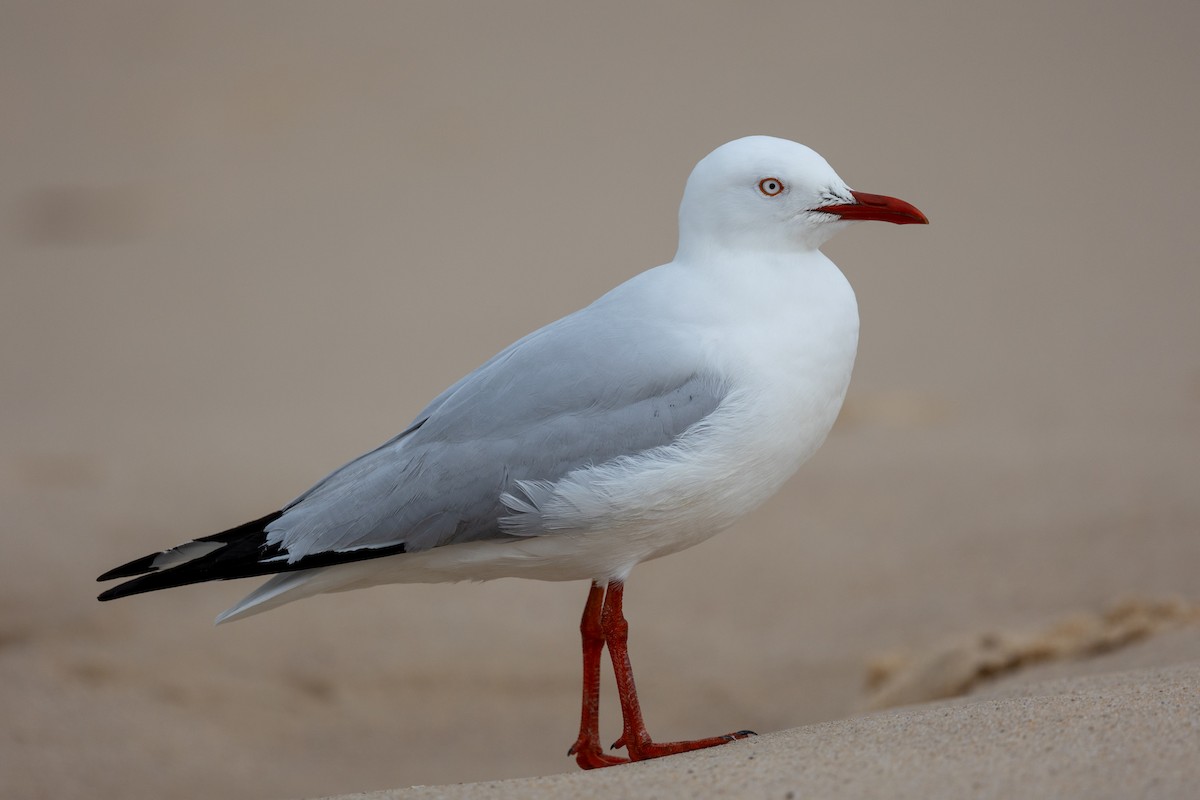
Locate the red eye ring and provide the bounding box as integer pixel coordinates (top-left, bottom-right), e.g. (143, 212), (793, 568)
(758, 177), (784, 197)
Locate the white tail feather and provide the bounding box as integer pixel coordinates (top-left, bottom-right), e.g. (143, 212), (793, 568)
(214, 571), (322, 624)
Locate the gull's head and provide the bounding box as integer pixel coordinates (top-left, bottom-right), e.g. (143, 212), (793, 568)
(676, 136), (927, 259)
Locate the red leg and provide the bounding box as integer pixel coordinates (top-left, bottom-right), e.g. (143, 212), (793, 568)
(568, 582), (628, 769)
(601, 581), (755, 761)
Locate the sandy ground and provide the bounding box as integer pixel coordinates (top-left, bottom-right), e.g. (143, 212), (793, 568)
(332, 647), (1200, 800)
(2, 3), (1199, 799)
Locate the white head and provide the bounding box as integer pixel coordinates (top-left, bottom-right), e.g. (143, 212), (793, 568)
(676, 135), (926, 260)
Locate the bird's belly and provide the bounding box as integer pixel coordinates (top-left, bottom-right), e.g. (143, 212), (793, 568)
(503, 379), (851, 578)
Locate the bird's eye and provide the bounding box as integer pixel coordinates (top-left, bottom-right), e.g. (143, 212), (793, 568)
(758, 178), (785, 197)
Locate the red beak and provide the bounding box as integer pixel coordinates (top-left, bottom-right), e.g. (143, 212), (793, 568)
(819, 190), (929, 225)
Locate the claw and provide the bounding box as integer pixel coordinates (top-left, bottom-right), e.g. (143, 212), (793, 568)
(571, 743), (630, 769)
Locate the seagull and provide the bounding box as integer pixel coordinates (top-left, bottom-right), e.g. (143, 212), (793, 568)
(97, 135), (927, 768)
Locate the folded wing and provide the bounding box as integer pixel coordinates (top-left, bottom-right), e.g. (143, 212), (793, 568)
(97, 299), (726, 599)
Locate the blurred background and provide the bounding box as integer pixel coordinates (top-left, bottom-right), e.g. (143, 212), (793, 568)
(3, 2), (1198, 798)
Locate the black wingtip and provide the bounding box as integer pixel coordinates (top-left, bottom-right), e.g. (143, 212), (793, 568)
(95, 511), (286, 598)
(96, 569), (183, 602)
(95, 509), (407, 603)
(96, 553), (162, 582)
(96, 585), (127, 602)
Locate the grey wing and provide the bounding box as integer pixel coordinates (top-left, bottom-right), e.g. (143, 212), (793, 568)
(267, 308), (726, 562)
